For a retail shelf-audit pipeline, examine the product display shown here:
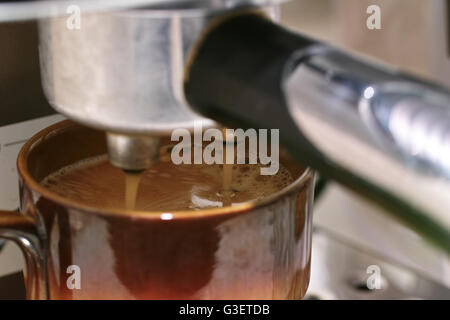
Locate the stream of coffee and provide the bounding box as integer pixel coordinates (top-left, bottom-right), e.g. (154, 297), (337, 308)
(222, 128), (233, 206)
(124, 172), (143, 210)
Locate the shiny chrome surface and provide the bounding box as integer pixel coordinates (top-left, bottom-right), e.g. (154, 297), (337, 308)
(283, 47), (450, 233)
(106, 132), (160, 170)
(38, 1), (279, 136)
(0, 0), (172, 22)
(0, 229), (47, 299)
(38, 8), (213, 136)
(0, 0), (284, 22)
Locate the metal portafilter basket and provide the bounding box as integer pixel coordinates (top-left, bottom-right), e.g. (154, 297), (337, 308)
(36, 0), (281, 171)
(184, 13), (450, 253)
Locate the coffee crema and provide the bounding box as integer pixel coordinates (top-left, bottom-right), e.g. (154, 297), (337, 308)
(40, 144), (294, 212)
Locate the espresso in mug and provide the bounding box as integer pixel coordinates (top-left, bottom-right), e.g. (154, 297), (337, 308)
(5, 121), (312, 300)
(41, 144), (294, 212)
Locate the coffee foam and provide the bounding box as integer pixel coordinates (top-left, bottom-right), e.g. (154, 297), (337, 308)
(41, 146), (295, 212)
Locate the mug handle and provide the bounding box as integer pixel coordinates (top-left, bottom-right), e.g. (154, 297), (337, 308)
(0, 210), (47, 299)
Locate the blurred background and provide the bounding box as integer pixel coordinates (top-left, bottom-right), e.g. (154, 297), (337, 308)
(0, 0), (449, 299)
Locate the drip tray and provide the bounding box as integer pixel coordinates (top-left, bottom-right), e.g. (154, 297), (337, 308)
(306, 228), (450, 300)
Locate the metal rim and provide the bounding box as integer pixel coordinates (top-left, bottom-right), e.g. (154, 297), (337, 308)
(0, 0), (286, 22)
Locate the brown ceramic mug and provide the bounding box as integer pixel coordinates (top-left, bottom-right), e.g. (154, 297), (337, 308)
(0, 120), (315, 300)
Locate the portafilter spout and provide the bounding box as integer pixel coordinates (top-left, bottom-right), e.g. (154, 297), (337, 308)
(184, 13), (450, 253)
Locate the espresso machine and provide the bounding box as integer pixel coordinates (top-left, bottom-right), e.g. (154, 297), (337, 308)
(0, 0), (449, 299)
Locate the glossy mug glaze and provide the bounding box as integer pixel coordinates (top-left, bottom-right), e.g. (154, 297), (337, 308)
(0, 120), (314, 299)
